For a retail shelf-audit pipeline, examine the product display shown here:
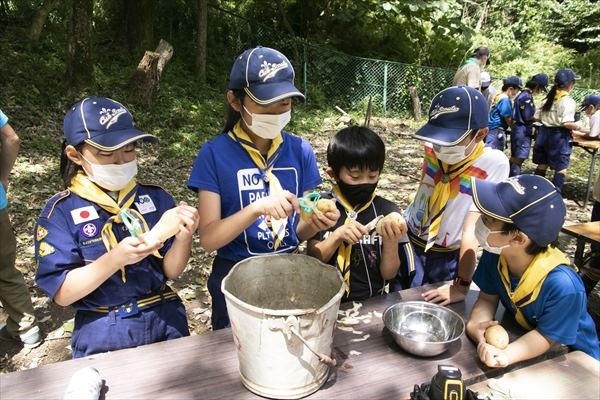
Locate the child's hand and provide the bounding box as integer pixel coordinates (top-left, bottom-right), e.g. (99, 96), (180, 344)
(174, 201), (200, 241)
(332, 221), (369, 245)
(253, 190), (300, 220)
(422, 283), (467, 306)
(307, 209), (341, 232)
(467, 320), (499, 345)
(477, 341), (509, 368)
(112, 236), (162, 267)
(378, 214), (407, 242)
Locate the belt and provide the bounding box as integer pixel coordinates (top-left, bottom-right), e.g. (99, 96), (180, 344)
(409, 230), (459, 253)
(90, 286), (179, 317)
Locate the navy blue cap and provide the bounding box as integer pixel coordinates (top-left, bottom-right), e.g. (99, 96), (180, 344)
(64, 97), (156, 151)
(471, 175), (566, 247)
(414, 85), (489, 146)
(555, 68), (580, 87)
(503, 75), (522, 88)
(228, 46), (304, 106)
(530, 73), (549, 88)
(582, 94), (600, 109)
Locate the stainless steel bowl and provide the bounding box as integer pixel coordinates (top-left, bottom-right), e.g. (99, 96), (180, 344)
(383, 301), (465, 357)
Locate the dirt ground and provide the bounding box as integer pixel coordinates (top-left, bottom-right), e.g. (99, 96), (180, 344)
(0, 117), (594, 374)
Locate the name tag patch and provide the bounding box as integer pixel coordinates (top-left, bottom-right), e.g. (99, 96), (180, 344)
(71, 206), (99, 225)
(135, 195), (157, 214)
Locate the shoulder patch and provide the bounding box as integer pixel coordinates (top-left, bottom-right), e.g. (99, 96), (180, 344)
(38, 241), (55, 257)
(41, 190), (71, 219)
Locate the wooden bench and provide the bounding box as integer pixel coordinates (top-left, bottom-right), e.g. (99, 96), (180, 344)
(561, 221), (600, 268)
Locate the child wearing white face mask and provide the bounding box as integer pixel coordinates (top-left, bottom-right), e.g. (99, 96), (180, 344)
(398, 85), (509, 306)
(35, 97), (199, 358)
(467, 174), (599, 366)
(187, 46), (340, 330)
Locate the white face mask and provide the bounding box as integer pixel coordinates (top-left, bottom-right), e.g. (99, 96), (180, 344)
(474, 218), (510, 255)
(433, 135), (477, 165)
(80, 154), (137, 191)
(242, 105), (291, 139)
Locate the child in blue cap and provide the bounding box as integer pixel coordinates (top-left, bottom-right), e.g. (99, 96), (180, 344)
(402, 85), (509, 305)
(485, 75), (522, 151)
(35, 97), (199, 358)
(509, 73), (549, 177)
(308, 126), (408, 302)
(467, 174), (599, 366)
(532, 68), (583, 193)
(187, 46), (339, 330)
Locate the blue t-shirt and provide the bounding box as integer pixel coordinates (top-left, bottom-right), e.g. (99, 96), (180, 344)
(187, 131), (322, 261)
(489, 95), (513, 130)
(0, 109), (8, 210)
(512, 90), (535, 126)
(474, 251), (600, 360)
(35, 184), (176, 310)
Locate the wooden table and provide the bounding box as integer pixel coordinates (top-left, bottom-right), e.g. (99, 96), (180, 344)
(0, 284), (566, 400)
(561, 221), (600, 267)
(469, 351), (600, 399)
(571, 137), (600, 208)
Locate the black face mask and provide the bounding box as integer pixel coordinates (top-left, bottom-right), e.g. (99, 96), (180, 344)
(337, 180), (377, 207)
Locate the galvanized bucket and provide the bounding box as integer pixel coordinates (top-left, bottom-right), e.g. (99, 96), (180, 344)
(222, 254), (345, 399)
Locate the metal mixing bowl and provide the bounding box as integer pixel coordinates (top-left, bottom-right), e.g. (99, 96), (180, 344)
(383, 301), (465, 357)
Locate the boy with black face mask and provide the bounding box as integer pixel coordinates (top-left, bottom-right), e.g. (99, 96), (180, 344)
(307, 126), (409, 302)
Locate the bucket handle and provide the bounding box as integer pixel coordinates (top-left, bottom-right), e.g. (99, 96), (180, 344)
(270, 316), (337, 367)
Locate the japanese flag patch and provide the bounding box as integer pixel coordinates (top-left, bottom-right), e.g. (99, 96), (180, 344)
(70, 206), (99, 225)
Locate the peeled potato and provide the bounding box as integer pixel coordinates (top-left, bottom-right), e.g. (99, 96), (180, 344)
(146, 208), (183, 243)
(315, 198), (336, 214)
(375, 212), (403, 235)
(300, 198), (316, 222)
(484, 325), (509, 350)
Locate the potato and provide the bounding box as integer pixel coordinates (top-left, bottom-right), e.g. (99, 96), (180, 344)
(375, 212), (403, 235)
(145, 208), (183, 243)
(484, 324), (509, 350)
(315, 198), (336, 214)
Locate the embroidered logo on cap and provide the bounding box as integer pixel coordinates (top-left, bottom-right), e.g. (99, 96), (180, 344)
(81, 222), (98, 238)
(430, 104), (459, 120)
(99, 107), (127, 129)
(258, 60), (288, 82)
(506, 177), (526, 195)
(71, 206), (100, 225)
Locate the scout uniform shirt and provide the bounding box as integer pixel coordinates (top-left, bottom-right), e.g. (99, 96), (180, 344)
(35, 184), (176, 310)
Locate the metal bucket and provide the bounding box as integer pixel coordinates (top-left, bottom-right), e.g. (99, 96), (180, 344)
(222, 254), (345, 399)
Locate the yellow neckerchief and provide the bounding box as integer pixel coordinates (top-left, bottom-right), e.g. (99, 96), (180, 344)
(422, 141), (484, 252)
(228, 121), (286, 250)
(69, 172), (156, 282)
(554, 90), (569, 103)
(498, 246), (570, 330)
(491, 93), (507, 108)
(333, 185), (376, 295)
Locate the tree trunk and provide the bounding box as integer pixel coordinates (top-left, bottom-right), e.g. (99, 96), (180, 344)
(125, 0), (154, 55)
(29, 0), (60, 41)
(277, 0), (300, 64)
(129, 39), (173, 106)
(409, 86), (421, 121)
(66, 0), (93, 91)
(194, 0), (207, 82)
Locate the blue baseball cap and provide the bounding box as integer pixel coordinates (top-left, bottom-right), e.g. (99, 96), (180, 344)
(64, 97), (156, 151)
(555, 68), (580, 87)
(503, 75), (522, 88)
(414, 85), (489, 146)
(530, 73), (549, 89)
(228, 46), (305, 106)
(471, 175), (566, 247)
(581, 94), (600, 110)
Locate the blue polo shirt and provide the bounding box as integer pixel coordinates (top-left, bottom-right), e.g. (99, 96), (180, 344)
(35, 184), (176, 310)
(187, 131), (322, 261)
(489, 94), (513, 130)
(474, 251), (600, 360)
(0, 109), (8, 210)
(512, 89), (536, 126)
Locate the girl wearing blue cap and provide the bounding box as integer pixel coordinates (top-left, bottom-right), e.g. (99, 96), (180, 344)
(35, 97), (199, 358)
(509, 74), (549, 177)
(188, 47), (339, 330)
(532, 68), (583, 192)
(467, 174), (599, 365)
(485, 75), (522, 151)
